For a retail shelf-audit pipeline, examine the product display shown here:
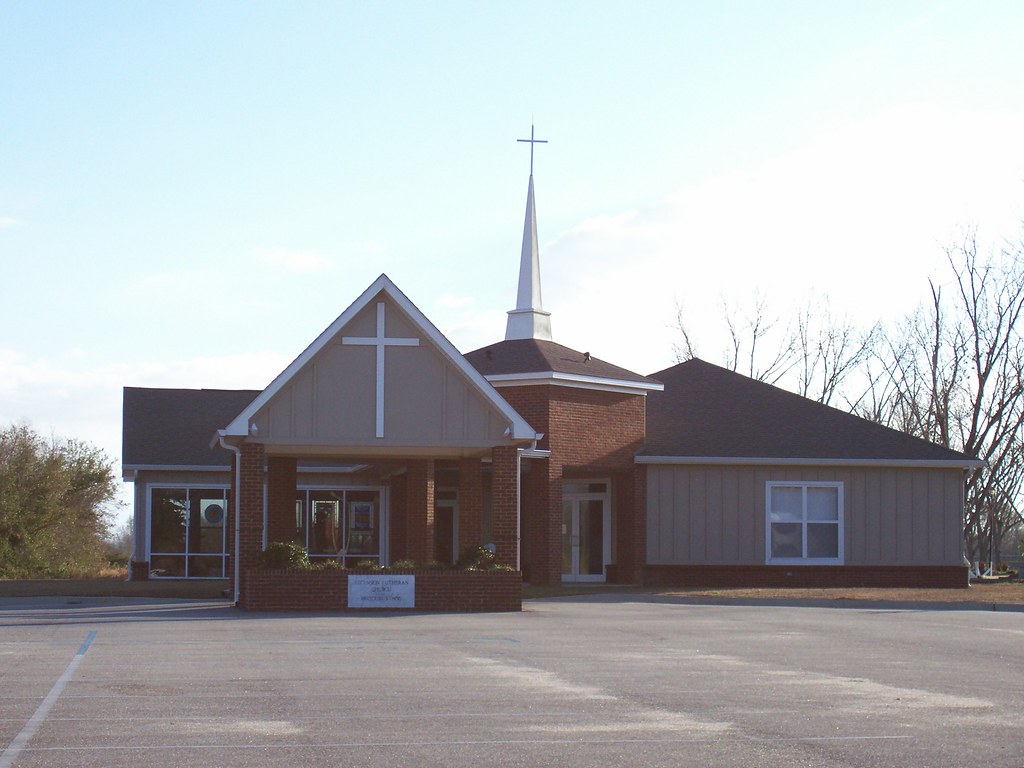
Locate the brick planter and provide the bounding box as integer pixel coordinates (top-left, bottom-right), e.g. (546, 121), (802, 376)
(239, 568), (522, 612)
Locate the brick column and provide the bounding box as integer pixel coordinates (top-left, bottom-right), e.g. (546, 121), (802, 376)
(237, 442), (265, 604)
(623, 466), (647, 583)
(390, 471), (408, 561)
(491, 446), (519, 569)
(406, 459), (435, 563)
(531, 459), (563, 586)
(458, 457), (483, 554)
(266, 456), (298, 544)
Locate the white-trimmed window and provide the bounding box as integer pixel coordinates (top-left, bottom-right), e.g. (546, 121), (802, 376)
(765, 482), (843, 564)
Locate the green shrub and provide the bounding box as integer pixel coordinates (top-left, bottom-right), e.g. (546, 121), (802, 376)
(355, 559), (383, 571)
(391, 559), (417, 569)
(258, 542), (310, 570)
(457, 545), (496, 570)
(315, 559), (346, 571)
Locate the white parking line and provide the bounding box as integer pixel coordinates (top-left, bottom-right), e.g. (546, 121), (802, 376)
(0, 630), (96, 768)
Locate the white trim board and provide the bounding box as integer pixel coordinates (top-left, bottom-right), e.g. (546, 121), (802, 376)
(487, 372), (663, 395)
(636, 455), (986, 469)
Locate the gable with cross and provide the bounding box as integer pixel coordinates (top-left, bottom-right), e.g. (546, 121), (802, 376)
(223, 277), (536, 450)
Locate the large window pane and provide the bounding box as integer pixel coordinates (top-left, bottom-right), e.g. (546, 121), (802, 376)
(769, 486), (802, 522)
(150, 554), (185, 577)
(310, 498), (341, 555)
(770, 523), (802, 558)
(188, 555), (224, 578)
(807, 523), (839, 558)
(347, 491), (379, 556)
(807, 487), (839, 521)
(151, 489), (187, 553)
(193, 493), (226, 554)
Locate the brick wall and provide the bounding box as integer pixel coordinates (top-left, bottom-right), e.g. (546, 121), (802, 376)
(266, 456), (297, 544)
(491, 446), (519, 568)
(406, 460), (435, 563)
(458, 458), (484, 553)
(237, 443), (265, 604)
(642, 564), (970, 588)
(498, 384), (647, 585)
(239, 568), (522, 612)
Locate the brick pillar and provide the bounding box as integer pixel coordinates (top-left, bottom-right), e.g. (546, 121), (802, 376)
(458, 457), (483, 554)
(237, 442), (265, 604)
(491, 446), (519, 569)
(390, 471), (408, 561)
(266, 456), (298, 544)
(406, 459), (435, 563)
(628, 465), (647, 583)
(529, 458), (563, 586)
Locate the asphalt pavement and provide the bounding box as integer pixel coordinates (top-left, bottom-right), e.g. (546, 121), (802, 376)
(1, 593), (1021, 767)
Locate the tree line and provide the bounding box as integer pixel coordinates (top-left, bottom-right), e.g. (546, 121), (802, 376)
(674, 229), (1024, 565)
(0, 423), (119, 578)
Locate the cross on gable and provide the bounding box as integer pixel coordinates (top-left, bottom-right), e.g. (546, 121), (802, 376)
(342, 302), (420, 438)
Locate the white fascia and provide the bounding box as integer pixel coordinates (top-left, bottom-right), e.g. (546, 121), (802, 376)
(487, 372), (663, 396)
(635, 455), (987, 470)
(122, 464), (231, 481)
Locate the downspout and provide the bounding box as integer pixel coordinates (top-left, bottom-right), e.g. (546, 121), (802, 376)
(218, 433), (243, 605)
(516, 448), (522, 572)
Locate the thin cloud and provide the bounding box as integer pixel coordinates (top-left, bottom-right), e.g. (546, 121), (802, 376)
(0, 217), (22, 229)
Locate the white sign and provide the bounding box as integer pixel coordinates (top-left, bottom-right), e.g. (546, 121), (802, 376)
(348, 574), (415, 609)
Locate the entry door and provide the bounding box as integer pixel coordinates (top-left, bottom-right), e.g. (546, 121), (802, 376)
(434, 491), (459, 565)
(562, 487), (610, 582)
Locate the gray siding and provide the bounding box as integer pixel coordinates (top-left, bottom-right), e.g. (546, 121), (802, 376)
(646, 464), (965, 566)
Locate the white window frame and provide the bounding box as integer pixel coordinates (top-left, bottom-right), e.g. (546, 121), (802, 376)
(295, 484), (388, 565)
(764, 481), (844, 565)
(145, 483), (230, 579)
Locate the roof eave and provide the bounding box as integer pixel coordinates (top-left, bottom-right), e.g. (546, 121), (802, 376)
(487, 371), (663, 395)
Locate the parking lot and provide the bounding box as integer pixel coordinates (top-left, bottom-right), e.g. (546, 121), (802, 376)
(1, 594), (1022, 767)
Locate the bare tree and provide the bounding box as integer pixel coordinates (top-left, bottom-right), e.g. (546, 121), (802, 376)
(795, 300), (881, 407)
(863, 231), (1024, 563)
(672, 230), (1024, 565)
(673, 293), (875, 405)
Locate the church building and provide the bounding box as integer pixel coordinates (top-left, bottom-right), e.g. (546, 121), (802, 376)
(122, 136), (982, 610)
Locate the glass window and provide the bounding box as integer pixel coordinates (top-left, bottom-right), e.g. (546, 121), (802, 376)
(766, 483), (842, 563)
(300, 488), (383, 567)
(148, 487), (228, 578)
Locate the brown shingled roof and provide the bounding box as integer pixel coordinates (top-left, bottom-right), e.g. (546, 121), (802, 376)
(465, 338), (659, 385)
(641, 358), (978, 463)
(122, 387), (259, 469)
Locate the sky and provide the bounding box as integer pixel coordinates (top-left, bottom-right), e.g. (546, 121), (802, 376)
(2, 1), (1024, 522)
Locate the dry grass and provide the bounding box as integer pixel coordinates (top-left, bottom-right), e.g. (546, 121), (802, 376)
(525, 581), (1024, 605)
(2, 579), (1020, 606)
(0, 578), (230, 599)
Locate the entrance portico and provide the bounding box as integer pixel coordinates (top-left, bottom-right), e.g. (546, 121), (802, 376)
(217, 275), (536, 606)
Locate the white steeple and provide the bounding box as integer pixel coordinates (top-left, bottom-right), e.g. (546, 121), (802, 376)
(505, 126), (552, 341)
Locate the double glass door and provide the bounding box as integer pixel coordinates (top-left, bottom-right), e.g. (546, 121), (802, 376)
(562, 482), (610, 582)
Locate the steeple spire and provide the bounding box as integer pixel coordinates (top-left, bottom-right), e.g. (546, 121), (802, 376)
(506, 125), (552, 341)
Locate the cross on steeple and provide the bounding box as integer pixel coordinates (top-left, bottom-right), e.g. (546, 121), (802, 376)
(517, 123), (548, 176)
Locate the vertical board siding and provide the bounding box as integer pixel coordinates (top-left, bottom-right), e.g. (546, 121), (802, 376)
(673, 469), (690, 561)
(689, 469), (706, 562)
(645, 464), (964, 566)
(721, 470), (739, 562)
(864, 472), (881, 562)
